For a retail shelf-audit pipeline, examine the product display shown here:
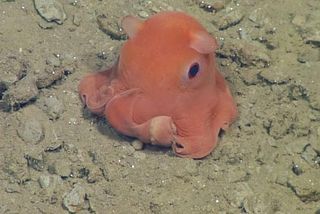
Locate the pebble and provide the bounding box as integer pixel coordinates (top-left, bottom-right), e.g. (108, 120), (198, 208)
(133, 151), (146, 160)
(35, 67), (64, 89)
(63, 184), (87, 213)
(17, 118), (44, 143)
(287, 170), (320, 203)
(301, 145), (318, 166)
(73, 14), (81, 26)
(214, 10), (244, 30)
(96, 14), (127, 40)
(48, 159), (71, 178)
(258, 67), (290, 85)
(217, 39), (271, 68)
(131, 139), (144, 150)
(34, 0), (67, 24)
(291, 14), (306, 28)
(46, 55), (61, 67)
(0, 55), (28, 92)
(25, 154), (45, 171)
(138, 11), (149, 18)
(38, 174), (63, 190)
(2, 76), (39, 111)
(38, 96), (64, 120)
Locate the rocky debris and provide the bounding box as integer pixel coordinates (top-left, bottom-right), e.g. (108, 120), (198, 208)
(96, 14), (127, 40)
(37, 96), (64, 120)
(48, 159), (72, 178)
(217, 39), (271, 68)
(38, 174), (62, 190)
(301, 144), (318, 166)
(248, 8), (270, 28)
(72, 14), (81, 26)
(17, 117), (44, 143)
(3, 154), (31, 184)
(25, 154), (46, 171)
(35, 67), (64, 89)
(131, 139), (144, 150)
(291, 11), (320, 47)
(34, 0), (67, 24)
(213, 9), (244, 30)
(0, 55), (28, 97)
(287, 170), (320, 203)
(63, 184), (87, 213)
(1, 76), (38, 111)
(193, 0), (226, 13)
(258, 66), (290, 85)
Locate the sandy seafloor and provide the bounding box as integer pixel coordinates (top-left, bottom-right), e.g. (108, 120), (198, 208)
(0, 0), (319, 213)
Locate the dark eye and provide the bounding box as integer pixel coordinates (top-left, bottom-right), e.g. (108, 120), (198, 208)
(188, 63), (199, 79)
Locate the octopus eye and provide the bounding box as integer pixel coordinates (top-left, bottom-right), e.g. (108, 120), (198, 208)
(188, 63), (200, 79)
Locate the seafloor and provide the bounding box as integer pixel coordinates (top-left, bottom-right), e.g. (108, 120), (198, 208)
(0, 0), (319, 213)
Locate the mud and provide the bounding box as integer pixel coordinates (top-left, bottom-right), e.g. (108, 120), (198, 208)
(0, 0), (319, 213)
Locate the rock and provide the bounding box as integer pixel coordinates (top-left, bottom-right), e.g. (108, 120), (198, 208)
(213, 9), (244, 30)
(291, 14), (306, 28)
(131, 139), (144, 150)
(37, 96), (64, 120)
(196, 0), (225, 12)
(46, 55), (61, 67)
(96, 14), (127, 40)
(138, 11), (149, 18)
(38, 174), (62, 189)
(34, 0), (67, 24)
(63, 184), (87, 213)
(0, 55), (28, 96)
(174, 159), (199, 179)
(2, 76), (39, 111)
(17, 118), (44, 143)
(35, 67), (64, 89)
(73, 14), (81, 26)
(287, 170), (320, 203)
(301, 144), (318, 166)
(217, 39), (270, 68)
(258, 66), (290, 85)
(25, 154), (46, 171)
(133, 151), (146, 160)
(248, 8), (269, 28)
(48, 159), (71, 178)
(305, 33), (320, 47)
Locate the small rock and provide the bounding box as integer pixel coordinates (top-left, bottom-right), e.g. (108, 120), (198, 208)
(17, 118), (44, 143)
(96, 14), (127, 40)
(258, 67), (290, 85)
(131, 139), (144, 150)
(291, 14), (306, 28)
(63, 184), (87, 213)
(2, 76), (39, 111)
(212, 1), (225, 11)
(301, 145), (318, 166)
(133, 151), (146, 160)
(25, 154), (46, 171)
(46, 55), (61, 67)
(38, 96), (64, 120)
(38, 175), (50, 188)
(138, 11), (149, 18)
(248, 8), (269, 28)
(34, 0), (67, 24)
(48, 159), (71, 178)
(305, 33), (320, 47)
(35, 67), (64, 89)
(287, 170), (320, 203)
(73, 14), (81, 26)
(214, 10), (244, 30)
(0, 55), (28, 94)
(217, 39), (271, 68)
(38, 20), (56, 29)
